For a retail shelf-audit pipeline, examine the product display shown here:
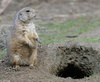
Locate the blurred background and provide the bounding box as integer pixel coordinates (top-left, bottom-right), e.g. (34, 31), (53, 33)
(0, 0), (100, 22)
(1, 0), (100, 57)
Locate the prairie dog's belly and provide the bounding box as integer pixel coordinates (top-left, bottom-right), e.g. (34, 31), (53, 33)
(14, 44), (33, 65)
(15, 43), (33, 57)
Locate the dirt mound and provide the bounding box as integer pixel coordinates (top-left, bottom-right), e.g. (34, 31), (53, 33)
(0, 42), (100, 82)
(51, 43), (100, 79)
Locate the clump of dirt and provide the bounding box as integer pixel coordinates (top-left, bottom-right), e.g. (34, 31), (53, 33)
(1, 42), (100, 82)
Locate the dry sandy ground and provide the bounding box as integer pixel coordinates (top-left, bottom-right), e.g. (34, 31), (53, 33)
(0, 42), (100, 82)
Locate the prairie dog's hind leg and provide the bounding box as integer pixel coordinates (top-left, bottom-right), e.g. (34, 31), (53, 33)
(10, 54), (21, 70)
(29, 50), (37, 68)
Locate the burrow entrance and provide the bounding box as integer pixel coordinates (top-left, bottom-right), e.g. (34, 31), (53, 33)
(50, 44), (100, 79)
(57, 64), (89, 79)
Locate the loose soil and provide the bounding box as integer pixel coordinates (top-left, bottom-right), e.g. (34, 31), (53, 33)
(0, 42), (100, 82)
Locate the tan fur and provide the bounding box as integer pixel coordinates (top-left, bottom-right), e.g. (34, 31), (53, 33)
(6, 7), (39, 68)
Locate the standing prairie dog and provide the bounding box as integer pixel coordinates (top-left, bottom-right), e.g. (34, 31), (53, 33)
(6, 7), (40, 69)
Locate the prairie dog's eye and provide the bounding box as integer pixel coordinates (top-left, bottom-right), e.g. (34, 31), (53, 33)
(26, 10), (30, 12)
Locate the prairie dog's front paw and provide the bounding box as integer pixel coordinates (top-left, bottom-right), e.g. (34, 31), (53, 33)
(34, 37), (38, 40)
(35, 38), (41, 44)
(29, 42), (35, 48)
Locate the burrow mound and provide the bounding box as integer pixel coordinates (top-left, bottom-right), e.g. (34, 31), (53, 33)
(46, 43), (100, 79)
(0, 43), (100, 81)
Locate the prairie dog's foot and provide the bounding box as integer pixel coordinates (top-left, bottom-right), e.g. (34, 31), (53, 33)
(13, 65), (20, 71)
(29, 64), (34, 69)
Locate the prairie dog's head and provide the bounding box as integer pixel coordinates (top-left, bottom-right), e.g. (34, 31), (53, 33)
(16, 7), (37, 23)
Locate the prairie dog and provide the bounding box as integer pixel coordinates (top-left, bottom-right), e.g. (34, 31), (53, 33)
(6, 7), (39, 69)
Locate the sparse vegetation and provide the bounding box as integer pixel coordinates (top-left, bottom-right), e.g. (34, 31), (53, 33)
(38, 17), (100, 44)
(89, 73), (99, 78)
(76, 38), (100, 43)
(0, 17), (100, 59)
(0, 50), (6, 59)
